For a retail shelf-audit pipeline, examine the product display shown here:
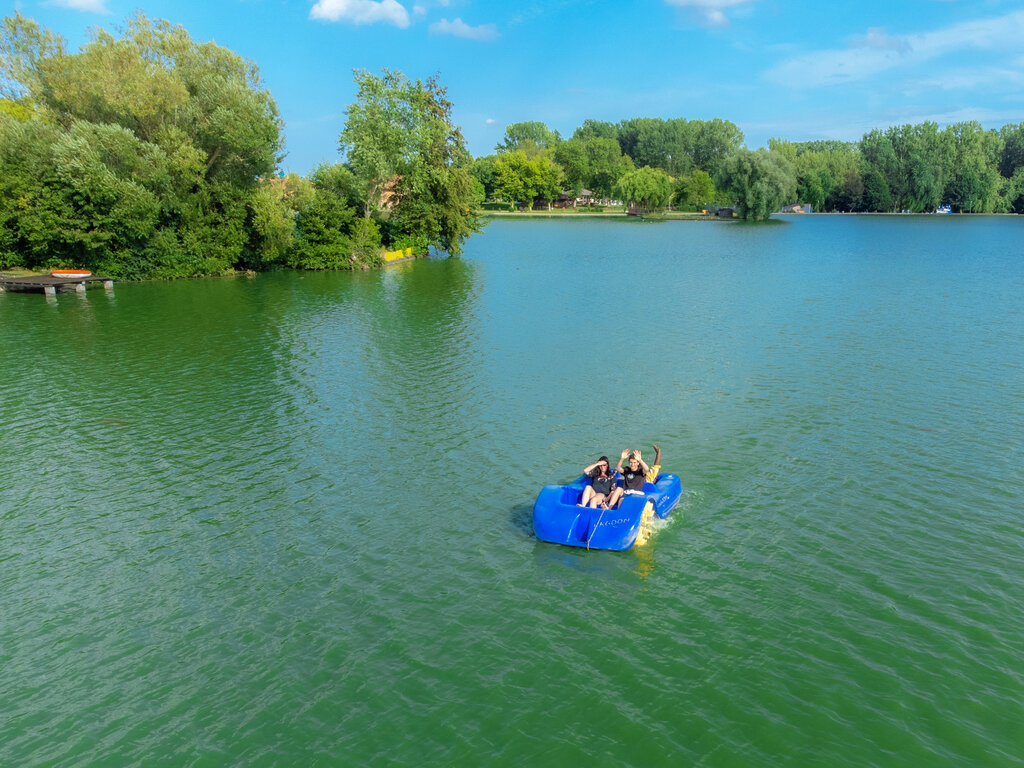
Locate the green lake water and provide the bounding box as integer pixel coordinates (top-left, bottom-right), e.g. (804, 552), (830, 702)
(2, 216), (1022, 767)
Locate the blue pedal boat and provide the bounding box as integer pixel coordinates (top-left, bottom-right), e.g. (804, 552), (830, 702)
(533, 473), (682, 550)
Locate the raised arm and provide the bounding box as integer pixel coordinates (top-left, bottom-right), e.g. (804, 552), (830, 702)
(652, 444), (661, 466)
(615, 449), (629, 473)
(633, 450), (650, 475)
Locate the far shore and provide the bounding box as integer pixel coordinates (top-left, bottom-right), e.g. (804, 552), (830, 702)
(480, 209), (1018, 219)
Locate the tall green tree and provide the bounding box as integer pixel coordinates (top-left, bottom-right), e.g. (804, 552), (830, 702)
(674, 169), (718, 211)
(469, 154), (499, 199)
(998, 123), (1024, 178)
(495, 121), (560, 156)
(943, 122), (1002, 212)
(572, 119), (618, 141)
(862, 168), (893, 212)
(719, 149), (796, 220)
(613, 166), (673, 215)
(553, 136), (632, 199)
(492, 151), (562, 209)
(389, 75), (478, 254)
(339, 70), (477, 254)
(0, 12), (283, 277)
(340, 69), (419, 220)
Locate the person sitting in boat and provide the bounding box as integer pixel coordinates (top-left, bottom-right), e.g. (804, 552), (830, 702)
(607, 445), (661, 508)
(579, 456), (616, 509)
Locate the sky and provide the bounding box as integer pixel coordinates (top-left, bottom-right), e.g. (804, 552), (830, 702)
(7, 0), (1024, 174)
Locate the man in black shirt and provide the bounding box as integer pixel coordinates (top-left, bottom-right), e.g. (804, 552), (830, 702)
(607, 445), (661, 509)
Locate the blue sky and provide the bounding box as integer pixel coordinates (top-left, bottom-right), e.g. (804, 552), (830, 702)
(9, 0), (1024, 174)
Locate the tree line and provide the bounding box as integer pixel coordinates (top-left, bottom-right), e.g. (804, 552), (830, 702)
(2, 12), (1023, 281)
(472, 118), (1024, 218)
(0, 13), (476, 279)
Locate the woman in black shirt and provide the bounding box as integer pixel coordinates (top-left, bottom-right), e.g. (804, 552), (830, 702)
(579, 456), (615, 509)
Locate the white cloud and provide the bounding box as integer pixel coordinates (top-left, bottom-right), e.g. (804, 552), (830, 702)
(664, 0), (758, 28)
(430, 17), (499, 41)
(902, 67), (1024, 95)
(849, 27), (911, 54)
(51, 0), (108, 11)
(310, 0), (410, 28)
(485, 118), (497, 125)
(765, 10), (1024, 87)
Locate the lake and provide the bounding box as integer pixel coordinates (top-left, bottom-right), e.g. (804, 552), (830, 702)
(2, 215), (1022, 766)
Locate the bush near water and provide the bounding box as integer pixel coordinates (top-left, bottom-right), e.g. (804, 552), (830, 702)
(3, 13), (1024, 280)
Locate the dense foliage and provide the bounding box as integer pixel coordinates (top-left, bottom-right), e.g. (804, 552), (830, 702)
(720, 150), (796, 221)
(0, 12), (282, 277)
(613, 166), (673, 215)
(770, 121), (1024, 213)
(478, 115), (1024, 220)
(0, 14), (477, 278)
(474, 117), (746, 214)
(3, 11), (1022, 281)
(341, 70), (478, 256)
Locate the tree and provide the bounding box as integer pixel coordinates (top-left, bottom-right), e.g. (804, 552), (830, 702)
(495, 121), (560, 156)
(719, 149), (796, 220)
(998, 122), (1024, 178)
(492, 151), (563, 209)
(0, 12), (283, 278)
(340, 70), (477, 254)
(388, 75), (478, 254)
(553, 138), (588, 196)
(617, 118), (690, 176)
(862, 168), (893, 212)
(584, 137), (633, 200)
(1003, 167), (1024, 213)
(470, 154), (499, 199)
(613, 166), (673, 215)
(943, 122), (1002, 212)
(243, 174), (313, 270)
(288, 164), (357, 270)
(0, 12), (64, 101)
(675, 169), (716, 211)
(340, 69), (420, 219)
(689, 118), (744, 179)
(572, 119), (618, 141)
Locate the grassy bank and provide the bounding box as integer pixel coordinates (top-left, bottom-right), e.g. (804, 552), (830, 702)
(480, 209), (715, 220)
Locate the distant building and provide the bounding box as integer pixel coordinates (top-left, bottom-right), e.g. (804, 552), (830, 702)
(782, 203), (812, 213)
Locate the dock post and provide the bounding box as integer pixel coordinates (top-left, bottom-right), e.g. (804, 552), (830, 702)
(75, 282), (86, 293)
(44, 285), (56, 297)
(103, 279), (114, 291)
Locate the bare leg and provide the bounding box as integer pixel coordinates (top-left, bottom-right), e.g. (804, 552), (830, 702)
(580, 486), (594, 507)
(607, 487), (623, 509)
(591, 493), (607, 509)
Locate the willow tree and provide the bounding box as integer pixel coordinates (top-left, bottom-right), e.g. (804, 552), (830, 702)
(613, 166), (673, 215)
(719, 149), (796, 220)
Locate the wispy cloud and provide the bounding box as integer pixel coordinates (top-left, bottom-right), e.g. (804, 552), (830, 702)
(664, 0), (758, 28)
(309, 0), (410, 28)
(50, 0), (109, 12)
(430, 17), (498, 41)
(902, 67), (1024, 95)
(765, 10), (1024, 87)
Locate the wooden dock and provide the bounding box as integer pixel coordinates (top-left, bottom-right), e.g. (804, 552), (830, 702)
(0, 274), (113, 296)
